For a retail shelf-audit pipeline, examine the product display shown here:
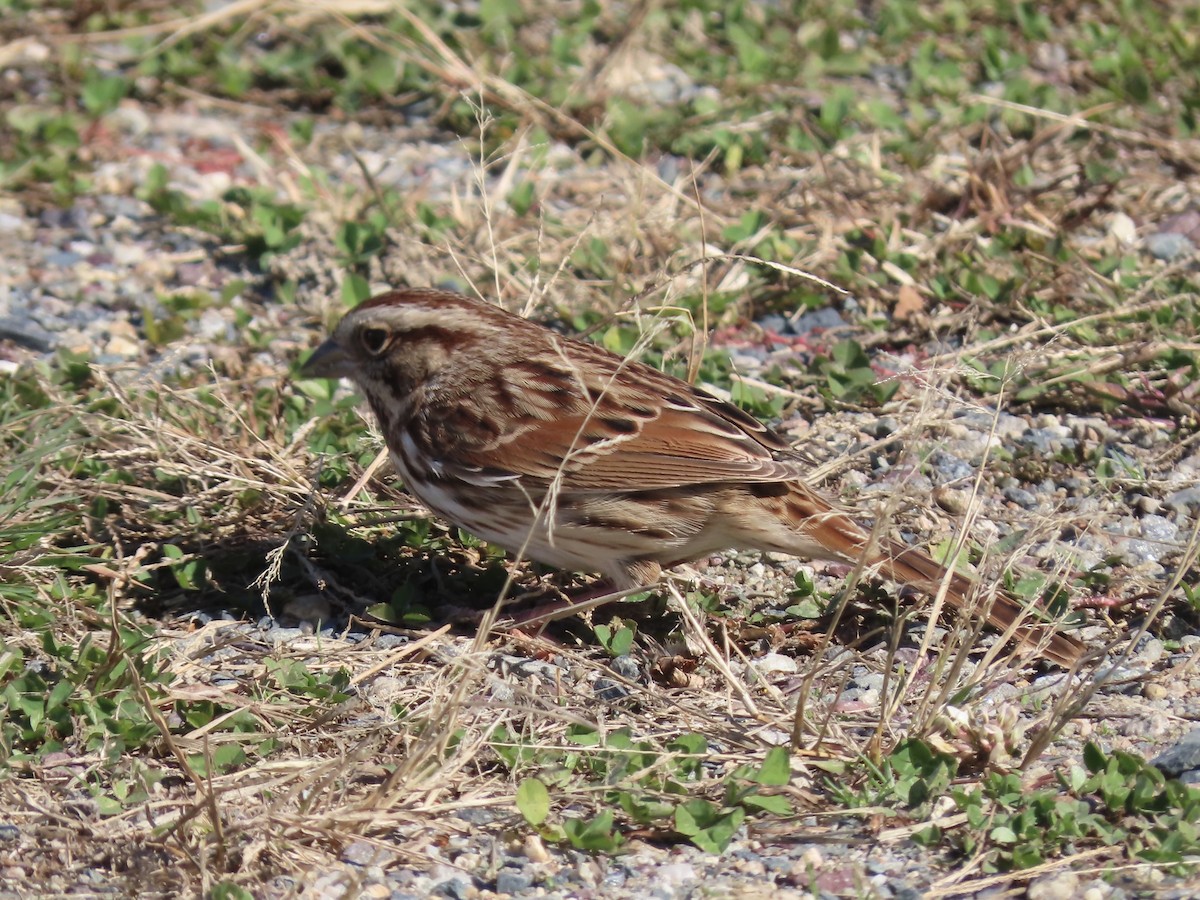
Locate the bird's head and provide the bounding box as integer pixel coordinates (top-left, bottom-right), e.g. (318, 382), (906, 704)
(300, 289), (512, 395)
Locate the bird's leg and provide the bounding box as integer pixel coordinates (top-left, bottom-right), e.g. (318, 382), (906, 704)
(493, 556), (665, 632)
(499, 580), (658, 633)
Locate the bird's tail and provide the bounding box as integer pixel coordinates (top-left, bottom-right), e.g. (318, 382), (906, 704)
(880, 540), (1085, 668)
(782, 482), (1085, 668)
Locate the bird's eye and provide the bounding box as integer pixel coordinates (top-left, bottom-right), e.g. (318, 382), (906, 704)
(360, 327), (390, 355)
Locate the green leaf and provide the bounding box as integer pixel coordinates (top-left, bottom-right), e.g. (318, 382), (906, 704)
(566, 724), (600, 747)
(188, 744), (247, 777)
(342, 273), (371, 307)
(365, 601), (430, 627)
(669, 733), (708, 755)
(791, 570), (815, 597)
(786, 597), (822, 619)
(45, 678), (74, 712)
(595, 622), (635, 657)
(508, 181), (536, 216)
(742, 794), (792, 815)
(676, 802), (745, 853)
(990, 825), (1017, 844)
(211, 882), (255, 900)
(755, 747), (791, 787)
(516, 778), (550, 826)
(81, 73), (129, 116)
(93, 795), (124, 816)
(1083, 742), (1107, 773)
(674, 798), (716, 835)
(563, 810), (622, 851)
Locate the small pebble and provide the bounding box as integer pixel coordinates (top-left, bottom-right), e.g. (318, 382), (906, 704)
(1002, 486), (1038, 509)
(791, 307), (846, 334)
(1145, 231), (1194, 260)
(431, 876), (472, 900)
(282, 594), (333, 626)
(593, 676), (630, 702)
(1143, 682), (1167, 701)
(1165, 486), (1200, 513)
(523, 835), (551, 864)
(751, 652), (799, 676)
(1109, 212), (1138, 245)
(610, 655), (641, 681)
(495, 868), (533, 894)
(929, 450), (973, 483)
(1028, 871), (1080, 900)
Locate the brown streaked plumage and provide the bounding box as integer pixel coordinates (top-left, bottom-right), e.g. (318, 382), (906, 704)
(301, 288), (1085, 667)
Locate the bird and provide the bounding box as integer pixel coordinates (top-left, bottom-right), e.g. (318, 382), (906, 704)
(300, 288), (1085, 667)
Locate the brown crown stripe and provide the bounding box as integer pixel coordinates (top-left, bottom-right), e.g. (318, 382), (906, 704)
(357, 288), (470, 311)
(390, 324), (474, 354)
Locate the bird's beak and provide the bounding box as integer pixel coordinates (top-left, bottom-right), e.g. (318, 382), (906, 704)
(299, 338), (354, 379)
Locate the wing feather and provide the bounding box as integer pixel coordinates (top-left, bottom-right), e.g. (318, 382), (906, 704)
(415, 335), (805, 491)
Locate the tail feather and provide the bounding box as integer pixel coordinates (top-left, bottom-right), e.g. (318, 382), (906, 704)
(882, 542), (1085, 668)
(779, 482), (1085, 667)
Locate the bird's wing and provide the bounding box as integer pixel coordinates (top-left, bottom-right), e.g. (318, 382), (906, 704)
(417, 338), (807, 491)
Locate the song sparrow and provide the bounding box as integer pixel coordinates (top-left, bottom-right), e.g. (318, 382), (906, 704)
(301, 288), (1084, 666)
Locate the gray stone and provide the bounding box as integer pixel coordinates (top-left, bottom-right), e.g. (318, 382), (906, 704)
(1151, 727), (1200, 776)
(1130, 636), (1166, 664)
(1020, 428), (1077, 455)
(0, 212), (26, 232)
(873, 416), (900, 437)
(852, 672), (885, 692)
(431, 876), (471, 899)
(495, 868), (534, 894)
(792, 307), (846, 334)
(751, 652), (799, 676)
(1145, 231), (1194, 261)
(929, 450), (974, 483)
(1165, 486), (1200, 513)
(756, 313), (788, 334)
(454, 807), (499, 825)
(1140, 515), (1179, 543)
(1116, 537), (1163, 566)
(1002, 486), (1039, 509)
(593, 677), (630, 702)
(44, 250), (82, 267)
(609, 655), (641, 681)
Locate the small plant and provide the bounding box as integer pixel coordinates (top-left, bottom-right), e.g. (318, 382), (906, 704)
(0, 623), (168, 763)
(813, 340), (899, 406)
(505, 726), (793, 854)
(335, 214), (389, 274)
(137, 165), (305, 266)
(0, 106), (86, 198)
(80, 69), (130, 116)
(931, 744), (1200, 873)
(830, 739), (958, 815)
(593, 619), (636, 657)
